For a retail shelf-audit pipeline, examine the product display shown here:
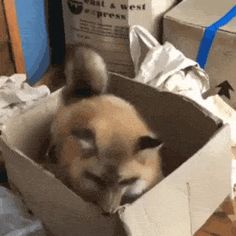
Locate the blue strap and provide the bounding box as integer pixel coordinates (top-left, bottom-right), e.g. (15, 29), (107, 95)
(196, 5), (236, 69)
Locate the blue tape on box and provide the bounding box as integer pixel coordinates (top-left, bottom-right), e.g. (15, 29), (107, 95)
(196, 6), (236, 69)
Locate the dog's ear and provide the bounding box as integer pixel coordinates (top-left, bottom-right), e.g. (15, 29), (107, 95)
(136, 136), (162, 152)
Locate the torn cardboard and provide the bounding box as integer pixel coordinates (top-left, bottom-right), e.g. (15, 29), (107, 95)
(163, 0), (236, 108)
(0, 74), (233, 236)
(62, 0), (177, 77)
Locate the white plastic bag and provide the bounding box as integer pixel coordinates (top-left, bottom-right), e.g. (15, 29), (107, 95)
(0, 187), (46, 236)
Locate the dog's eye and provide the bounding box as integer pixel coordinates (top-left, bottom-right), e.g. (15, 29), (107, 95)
(119, 177), (138, 186)
(84, 171), (106, 187)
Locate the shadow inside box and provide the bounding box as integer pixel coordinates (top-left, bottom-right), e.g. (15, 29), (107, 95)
(160, 145), (191, 177)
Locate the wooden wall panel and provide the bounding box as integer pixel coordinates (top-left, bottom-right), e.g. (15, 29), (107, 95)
(3, 0), (25, 73)
(0, 0), (15, 75)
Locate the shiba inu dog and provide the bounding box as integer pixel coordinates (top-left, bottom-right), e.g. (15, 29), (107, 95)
(48, 46), (163, 214)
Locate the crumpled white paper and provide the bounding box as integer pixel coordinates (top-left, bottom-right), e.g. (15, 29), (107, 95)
(0, 186), (46, 236)
(0, 74), (50, 130)
(130, 25), (236, 147)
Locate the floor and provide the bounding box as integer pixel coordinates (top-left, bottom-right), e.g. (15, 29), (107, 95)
(196, 198), (236, 235)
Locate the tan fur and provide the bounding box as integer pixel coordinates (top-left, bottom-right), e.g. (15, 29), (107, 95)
(48, 46), (163, 214)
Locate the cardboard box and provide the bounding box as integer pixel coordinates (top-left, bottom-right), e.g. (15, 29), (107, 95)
(0, 73), (233, 236)
(163, 0), (236, 108)
(62, 0), (177, 77)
